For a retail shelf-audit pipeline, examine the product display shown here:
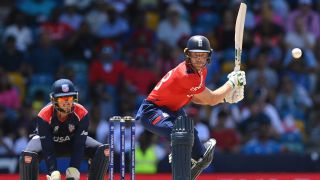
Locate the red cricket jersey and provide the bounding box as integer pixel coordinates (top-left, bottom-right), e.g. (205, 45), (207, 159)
(147, 61), (207, 111)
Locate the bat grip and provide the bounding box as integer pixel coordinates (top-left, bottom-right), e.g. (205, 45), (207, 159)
(234, 65), (240, 71)
(234, 49), (242, 71)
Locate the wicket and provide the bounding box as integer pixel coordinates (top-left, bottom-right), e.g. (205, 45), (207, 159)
(109, 116), (135, 180)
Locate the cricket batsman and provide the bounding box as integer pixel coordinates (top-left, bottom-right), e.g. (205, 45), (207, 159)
(19, 79), (109, 180)
(135, 35), (246, 179)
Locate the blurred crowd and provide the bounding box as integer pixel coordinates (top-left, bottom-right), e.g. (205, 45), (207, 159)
(0, 0), (320, 173)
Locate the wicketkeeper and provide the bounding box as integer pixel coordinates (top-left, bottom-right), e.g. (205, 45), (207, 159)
(19, 79), (109, 180)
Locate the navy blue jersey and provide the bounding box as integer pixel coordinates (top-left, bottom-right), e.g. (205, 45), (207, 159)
(36, 102), (89, 172)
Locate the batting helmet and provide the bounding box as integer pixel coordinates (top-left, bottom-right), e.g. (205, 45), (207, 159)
(184, 35), (213, 63)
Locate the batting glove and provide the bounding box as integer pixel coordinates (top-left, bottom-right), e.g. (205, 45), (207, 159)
(225, 85), (244, 103)
(227, 71), (246, 89)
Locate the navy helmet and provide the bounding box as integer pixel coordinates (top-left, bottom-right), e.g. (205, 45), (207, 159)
(50, 79), (78, 100)
(184, 35), (213, 63)
(50, 79), (78, 113)
(50, 79), (78, 98)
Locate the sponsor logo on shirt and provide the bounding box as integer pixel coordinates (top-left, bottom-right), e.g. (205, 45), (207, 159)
(81, 130), (88, 136)
(54, 126), (59, 133)
(190, 72), (204, 92)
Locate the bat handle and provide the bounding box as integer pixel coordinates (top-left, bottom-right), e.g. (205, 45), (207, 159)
(234, 65), (240, 72)
(234, 49), (242, 71)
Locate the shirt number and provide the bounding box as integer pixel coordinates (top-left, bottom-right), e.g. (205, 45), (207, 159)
(154, 70), (173, 90)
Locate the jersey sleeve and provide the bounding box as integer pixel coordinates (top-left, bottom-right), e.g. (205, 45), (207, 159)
(69, 115), (89, 169)
(36, 117), (57, 173)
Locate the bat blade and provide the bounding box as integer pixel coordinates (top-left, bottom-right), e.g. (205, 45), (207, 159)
(234, 3), (247, 71)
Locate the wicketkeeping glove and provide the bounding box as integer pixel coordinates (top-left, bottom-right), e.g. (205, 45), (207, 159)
(46, 171), (61, 180)
(66, 167), (80, 180)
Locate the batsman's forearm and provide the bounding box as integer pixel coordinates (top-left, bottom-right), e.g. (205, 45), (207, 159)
(209, 82), (233, 106)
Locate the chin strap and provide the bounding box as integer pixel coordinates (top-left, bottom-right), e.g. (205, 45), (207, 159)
(52, 101), (74, 114)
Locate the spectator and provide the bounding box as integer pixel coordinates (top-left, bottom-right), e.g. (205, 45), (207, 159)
(63, 21), (97, 60)
(308, 112), (320, 151)
(251, 3), (284, 67)
(239, 98), (278, 142)
(187, 106), (210, 143)
(124, 48), (157, 96)
(16, 0), (57, 21)
(0, 71), (21, 110)
(40, 8), (73, 43)
(84, 1), (108, 35)
(0, 105), (14, 137)
(286, 0), (320, 38)
(28, 32), (64, 75)
(16, 104), (36, 136)
(0, 131), (14, 156)
(241, 119), (282, 155)
(59, 4), (83, 30)
(87, 102), (101, 138)
(96, 6), (129, 39)
(0, 36), (27, 72)
(211, 110), (241, 153)
(283, 15), (318, 93)
(155, 43), (179, 77)
(269, 0), (290, 21)
(13, 127), (29, 155)
(63, 0), (92, 10)
(275, 76), (313, 121)
(156, 4), (191, 47)
(136, 130), (158, 174)
(125, 11), (156, 50)
(209, 103), (241, 129)
(31, 89), (46, 114)
(215, 9), (235, 51)
(88, 41), (126, 88)
(0, 106), (14, 156)
(247, 52), (279, 90)
(2, 12), (33, 52)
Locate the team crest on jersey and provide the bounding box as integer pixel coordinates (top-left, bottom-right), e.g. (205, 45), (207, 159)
(62, 84), (69, 92)
(54, 126), (59, 133)
(68, 124), (75, 133)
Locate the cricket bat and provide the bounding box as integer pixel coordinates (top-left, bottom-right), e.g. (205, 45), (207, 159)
(234, 3), (247, 71)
